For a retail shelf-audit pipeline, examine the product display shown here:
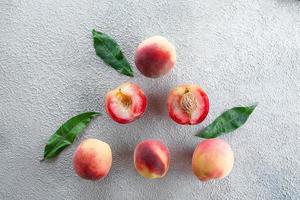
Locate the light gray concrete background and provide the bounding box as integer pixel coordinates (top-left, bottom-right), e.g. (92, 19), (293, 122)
(0, 0), (299, 199)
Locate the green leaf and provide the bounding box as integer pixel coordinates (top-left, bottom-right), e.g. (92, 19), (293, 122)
(195, 104), (257, 139)
(92, 29), (134, 77)
(43, 112), (100, 160)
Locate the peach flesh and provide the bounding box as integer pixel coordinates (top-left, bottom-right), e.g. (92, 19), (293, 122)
(192, 139), (234, 181)
(167, 84), (209, 125)
(135, 36), (176, 78)
(134, 139), (170, 179)
(105, 82), (147, 124)
(73, 138), (112, 180)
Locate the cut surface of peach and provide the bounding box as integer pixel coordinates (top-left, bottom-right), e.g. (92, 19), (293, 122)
(105, 82), (147, 124)
(167, 84), (209, 125)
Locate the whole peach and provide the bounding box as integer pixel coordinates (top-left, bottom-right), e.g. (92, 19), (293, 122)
(134, 139), (170, 179)
(73, 138), (112, 180)
(135, 36), (176, 78)
(192, 139), (234, 181)
(105, 82), (147, 124)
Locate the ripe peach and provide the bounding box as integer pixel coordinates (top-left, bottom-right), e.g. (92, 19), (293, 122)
(134, 139), (170, 179)
(192, 139), (234, 181)
(105, 82), (147, 124)
(73, 138), (112, 180)
(167, 84), (209, 125)
(135, 36), (176, 78)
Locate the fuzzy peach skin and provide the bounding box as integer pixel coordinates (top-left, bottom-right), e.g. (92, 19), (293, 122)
(105, 82), (147, 124)
(135, 36), (176, 78)
(167, 84), (209, 125)
(73, 138), (112, 180)
(134, 139), (170, 179)
(192, 139), (234, 181)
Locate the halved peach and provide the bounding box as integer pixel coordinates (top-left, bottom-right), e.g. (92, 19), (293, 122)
(105, 82), (147, 124)
(167, 84), (209, 125)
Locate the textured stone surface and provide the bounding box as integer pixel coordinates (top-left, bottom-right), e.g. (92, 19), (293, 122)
(0, 0), (299, 199)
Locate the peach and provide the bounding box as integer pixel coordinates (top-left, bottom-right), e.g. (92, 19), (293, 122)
(134, 139), (170, 179)
(105, 82), (147, 124)
(135, 36), (176, 78)
(192, 139), (234, 181)
(167, 84), (209, 125)
(73, 138), (112, 180)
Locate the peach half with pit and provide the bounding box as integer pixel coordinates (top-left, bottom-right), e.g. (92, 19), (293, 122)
(167, 84), (209, 125)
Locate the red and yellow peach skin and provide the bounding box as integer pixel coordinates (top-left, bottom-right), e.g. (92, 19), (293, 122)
(73, 138), (112, 180)
(167, 84), (209, 125)
(192, 139), (234, 181)
(134, 139), (170, 179)
(105, 82), (147, 124)
(135, 36), (176, 78)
